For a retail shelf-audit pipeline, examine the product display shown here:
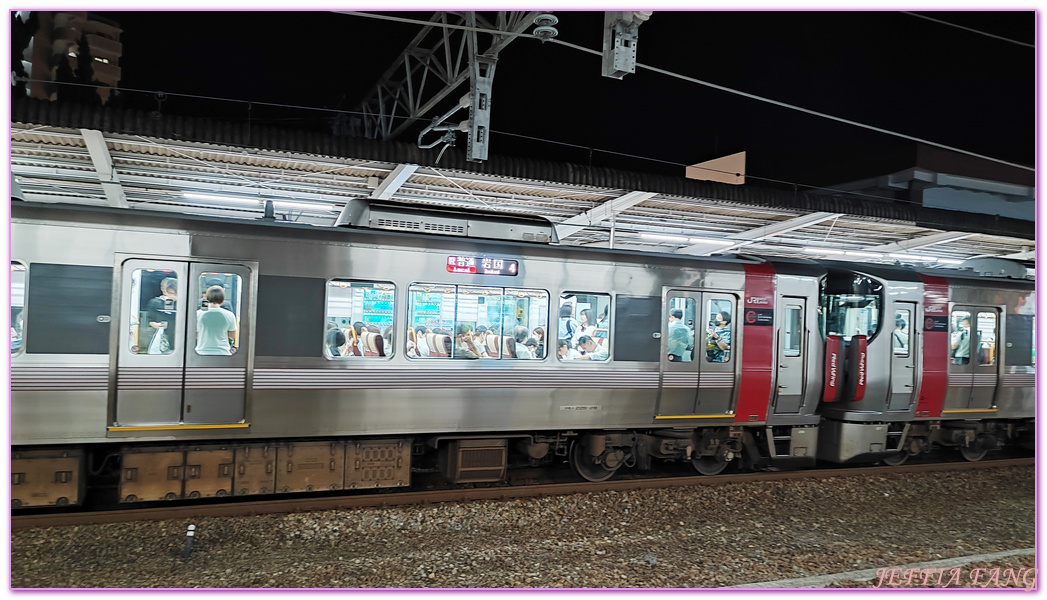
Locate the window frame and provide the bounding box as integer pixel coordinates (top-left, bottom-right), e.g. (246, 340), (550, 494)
(892, 308), (912, 358)
(10, 261), (27, 357)
(703, 296), (735, 364)
(323, 278), (397, 361)
(406, 282), (550, 361)
(557, 291), (612, 363)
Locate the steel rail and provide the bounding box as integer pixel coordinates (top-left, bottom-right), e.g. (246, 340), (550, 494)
(12, 457), (1033, 531)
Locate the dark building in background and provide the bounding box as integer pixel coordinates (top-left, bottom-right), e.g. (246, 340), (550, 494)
(13, 11), (122, 104)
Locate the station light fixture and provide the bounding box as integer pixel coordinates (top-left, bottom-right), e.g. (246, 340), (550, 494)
(181, 192), (331, 211)
(640, 233), (689, 243)
(803, 247), (844, 255)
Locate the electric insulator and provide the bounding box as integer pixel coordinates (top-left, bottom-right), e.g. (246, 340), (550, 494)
(533, 13), (558, 27)
(533, 25), (558, 42)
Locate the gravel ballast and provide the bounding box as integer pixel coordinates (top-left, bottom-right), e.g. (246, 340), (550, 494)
(11, 464), (1034, 589)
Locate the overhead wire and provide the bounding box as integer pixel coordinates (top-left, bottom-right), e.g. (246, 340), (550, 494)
(337, 11), (1033, 172)
(900, 11), (1034, 48)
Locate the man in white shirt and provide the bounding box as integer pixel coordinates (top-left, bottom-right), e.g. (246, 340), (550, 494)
(575, 335), (608, 361)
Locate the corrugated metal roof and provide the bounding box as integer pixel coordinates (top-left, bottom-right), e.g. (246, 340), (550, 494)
(10, 97), (1034, 272)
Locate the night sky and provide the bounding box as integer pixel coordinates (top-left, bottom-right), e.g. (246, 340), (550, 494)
(77, 10), (1035, 188)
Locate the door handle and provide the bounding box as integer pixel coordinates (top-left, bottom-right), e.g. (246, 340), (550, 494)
(778, 385), (788, 389)
(779, 364), (788, 368)
(904, 384), (913, 388)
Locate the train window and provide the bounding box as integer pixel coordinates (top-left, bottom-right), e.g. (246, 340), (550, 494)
(11, 262), (26, 355)
(783, 304), (803, 357)
(131, 269), (178, 355)
(704, 299), (733, 363)
(976, 312), (997, 366)
(819, 271), (883, 341)
(1005, 314), (1034, 366)
(407, 284), (548, 360)
(196, 273), (244, 356)
(325, 280), (395, 358)
(667, 296), (696, 362)
(892, 309), (911, 357)
(950, 310), (972, 365)
(558, 293), (610, 362)
(26, 263), (112, 354)
(505, 288), (549, 359)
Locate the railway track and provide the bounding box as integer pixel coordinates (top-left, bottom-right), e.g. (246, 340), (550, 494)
(13, 456), (1033, 530)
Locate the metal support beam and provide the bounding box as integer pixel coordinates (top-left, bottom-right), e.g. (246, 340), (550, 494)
(370, 164), (419, 200)
(465, 12), (497, 162)
(601, 11), (652, 79)
(867, 231), (976, 253)
(80, 128), (128, 208)
(348, 11), (538, 145)
(554, 191), (656, 240)
(675, 211), (841, 256)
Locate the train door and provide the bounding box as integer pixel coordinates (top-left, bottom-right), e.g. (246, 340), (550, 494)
(888, 302), (917, 411)
(773, 298), (807, 414)
(657, 290), (700, 416)
(656, 290), (736, 417)
(944, 306), (1000, 411)
(114, 258), (251, 427)
(968, 308), (1000, 410)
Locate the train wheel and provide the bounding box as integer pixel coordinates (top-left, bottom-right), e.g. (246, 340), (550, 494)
(959, 444), (987, 462)
(881, 451), (908, 466)
(691, 455), (728, 476)
(569, 438), (616, 482)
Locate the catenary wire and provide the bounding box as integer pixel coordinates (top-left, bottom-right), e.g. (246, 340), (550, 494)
(337, 11), (1033, 172)
(901, 11), (1034, 48)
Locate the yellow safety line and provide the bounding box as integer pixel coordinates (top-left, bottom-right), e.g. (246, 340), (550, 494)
(940, 409), (998, 414)
(655, 414), (732, 420)
(108, 423), (251, 431)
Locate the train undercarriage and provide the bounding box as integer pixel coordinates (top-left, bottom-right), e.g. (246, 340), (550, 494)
(12, 418), (1032, 510)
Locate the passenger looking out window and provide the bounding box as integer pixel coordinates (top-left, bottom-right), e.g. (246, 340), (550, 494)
(667, 307), (694, 362)
(146, 276), (178, 355)
(705, 309), (732, 363)
(951, 312), (972, 365)
(196, 286), (238, 356)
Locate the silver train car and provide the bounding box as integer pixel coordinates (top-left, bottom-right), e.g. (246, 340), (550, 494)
(10, 201), (1035, 507)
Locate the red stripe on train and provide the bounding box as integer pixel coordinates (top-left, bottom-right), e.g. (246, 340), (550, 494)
(916, 275), (950, 417)
(735, 262), (776, 423)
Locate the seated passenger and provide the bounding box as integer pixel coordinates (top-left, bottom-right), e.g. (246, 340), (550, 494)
(325, 321), (346, 358)
(557, 339), (580, 361)
(523, 337), (539, 358)
(531, 327), (546, 357)
(575, 336), (608, 361)
(454, 324), (483, 359)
